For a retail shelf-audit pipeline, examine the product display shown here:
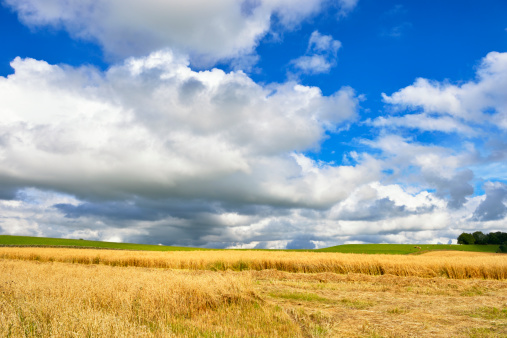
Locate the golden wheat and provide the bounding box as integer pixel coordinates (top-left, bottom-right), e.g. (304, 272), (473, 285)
(0, 260), (300, 337)
(0, 247), (505, 279)
(1, 251), (507, 337)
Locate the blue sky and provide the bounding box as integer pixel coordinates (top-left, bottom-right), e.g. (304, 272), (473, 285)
(0, 0), (506, 248)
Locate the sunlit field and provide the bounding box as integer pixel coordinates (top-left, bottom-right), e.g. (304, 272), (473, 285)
(1, 235), (501, 255)
(1, 247), (506, 279)
(1, 248), (506, 337)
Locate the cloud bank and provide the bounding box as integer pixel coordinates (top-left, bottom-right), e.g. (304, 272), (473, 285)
(2, 51), (506, 248)
(0, 52), (381, 247)
(0, 52), (361, 203)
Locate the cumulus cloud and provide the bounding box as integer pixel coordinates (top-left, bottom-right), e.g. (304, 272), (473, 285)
(326, 182), (449, 237)
(382, 52), (507, 130)
(4, 0), (355, 65)
(291, 31), (342, 74)
(0, 51), (361, 204)
(364, 135), (476, 209)
(1, 52), (497, 247)
(0, 52), (397, 247)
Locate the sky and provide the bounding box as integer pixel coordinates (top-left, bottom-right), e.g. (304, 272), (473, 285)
(0, 0), (506, 249)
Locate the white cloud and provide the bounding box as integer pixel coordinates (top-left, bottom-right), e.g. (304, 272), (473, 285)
(0, 51), (361, 207)
(336, 0), (359, 17)
(382, 52), (507, 130)
(369, 113), (476, 134)
(291, 31), (342, 74)
(7, 51), (484, 248)
(365, 135), (474, 179)
(4, 0), (355, 65)
(308, 30), (342, 54)
(292, 55), (334, 74)
(364, 135), (476, 209)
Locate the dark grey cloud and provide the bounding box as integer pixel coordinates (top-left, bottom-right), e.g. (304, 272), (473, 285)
(54, 202), (163, 221)
(52, 199), (226, 239)
(427, 169), (474, 209)
(220, 203), (293, 217)
(0, 188), (18, 200)
(113, 221), (220, 247)
(52, 198), (293, 223)
(337, 197), (407, 221)
(473, 183), (507, 221)
(286, 237), (316, 249)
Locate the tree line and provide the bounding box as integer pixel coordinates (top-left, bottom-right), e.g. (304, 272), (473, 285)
(457, 231), (507, 253)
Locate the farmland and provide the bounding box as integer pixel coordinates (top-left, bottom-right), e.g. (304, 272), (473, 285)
(0, 235), (501, 254)
(1, 247), (507, 337)
(0, 235), (207, 251)
(316, 243), (501, 254)
(1, 247), (506, 278)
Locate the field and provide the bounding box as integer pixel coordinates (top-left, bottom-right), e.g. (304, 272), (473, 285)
(1, 247), (507, 278)
(0, 235), (501, 254)
(317, 244), (501, 254)
(0, 235), (207, 251)
(1, 248), (507, 337)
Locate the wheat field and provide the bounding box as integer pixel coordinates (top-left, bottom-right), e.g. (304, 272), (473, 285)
(0, 247), (506, 279)
(1, 248), (506, 337)
(0, 259), (301, 337)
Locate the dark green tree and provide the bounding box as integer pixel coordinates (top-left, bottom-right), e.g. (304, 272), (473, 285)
(498, 232), (507, 244)
(497, 243), (507, 253)
(485, 232), (501, 245)
(457, 232), (475, 245)
(472, 231), (486, 245)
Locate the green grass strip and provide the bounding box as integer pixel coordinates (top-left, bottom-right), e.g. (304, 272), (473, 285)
(315, 243), (500, 254)
(0, 235), (501, 254)
(0, 235), (208, 251)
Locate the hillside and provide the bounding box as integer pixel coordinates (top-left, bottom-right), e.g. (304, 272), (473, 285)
(0, 235), (501, 254)
(0, 235), (206, 251)
(316, 243), (500, 254)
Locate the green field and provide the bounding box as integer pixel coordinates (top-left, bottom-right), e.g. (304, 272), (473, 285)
(316, 243), (500, 254)
(0, 235), (207, 251)
(0, 235), (500, 254)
